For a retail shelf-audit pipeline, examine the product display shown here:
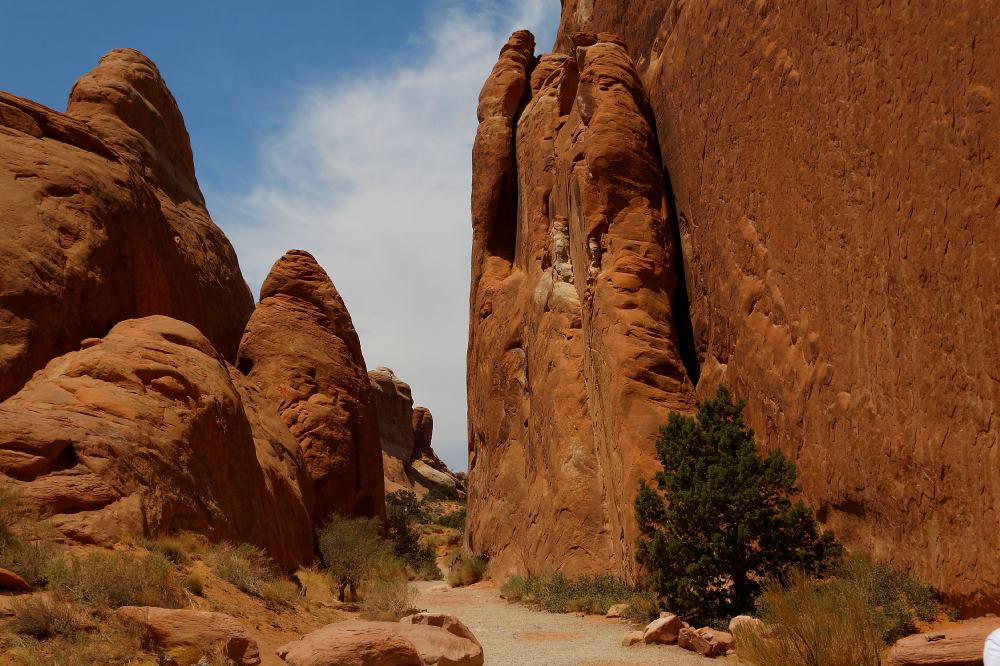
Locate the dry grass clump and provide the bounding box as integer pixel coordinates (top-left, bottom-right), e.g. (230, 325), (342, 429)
(0, 475), (62, 586)
(210, 542), (297, 607)
(184, 573), (205, 596)
(445, 547), (488, 588)
(4, 615), (149, 666)
(500, 569), (647, 617)
(8, 595), (84, 638)
(734, 566), (883, 666)
(47, 549), (183, 610)
(140, 531), (208, 565)
(359, 578), (420, 621)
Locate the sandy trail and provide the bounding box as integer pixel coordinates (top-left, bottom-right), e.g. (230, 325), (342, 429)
(412, 580), (709, 666)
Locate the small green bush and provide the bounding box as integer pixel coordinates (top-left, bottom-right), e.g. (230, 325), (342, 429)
(445, 549), (488, 588)
(386, 491), (439, 577)
(437, 507), (466, 531)
(317, 514), (394, 600)
(210, 542), (279, 600)
(868, 561), (943, 643)
(500, 569), (642, 615)
(47, 549), (182, 610)
(184, 573), (205, 596)
(426, 484), (462, 502)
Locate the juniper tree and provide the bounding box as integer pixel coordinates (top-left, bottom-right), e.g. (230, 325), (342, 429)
(634, 384), (841, 623)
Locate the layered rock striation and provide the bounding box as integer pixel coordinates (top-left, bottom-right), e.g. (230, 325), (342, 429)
(370, 368), (463, 496)
(546, 0), (1000, 613)
(467, 30), (695, 582)
(0, 48), (254, 402)
(237, 250), (385, 526)
(0, 316), (314, 569)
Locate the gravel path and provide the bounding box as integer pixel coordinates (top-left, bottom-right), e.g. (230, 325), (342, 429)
(411, 581), (710, 666)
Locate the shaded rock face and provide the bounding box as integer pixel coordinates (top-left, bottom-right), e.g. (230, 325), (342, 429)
(467, 30), (695, 583)
(0, 48), (254, 402)
(0, 315), (313, 569)
(547, 1), (1000, 612)
(370, 368), (463, 496)
(237, 249), (386, 526)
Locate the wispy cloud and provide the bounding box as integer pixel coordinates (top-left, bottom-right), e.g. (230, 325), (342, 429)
(214, 0), (559, 471)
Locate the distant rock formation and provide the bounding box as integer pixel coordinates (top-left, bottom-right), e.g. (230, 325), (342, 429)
(237, 250), (386, 526)
(0, 48), (254, 402)
(369, 368), (463, 496)
(467, 30), (694, 583)
(0, 316), (313, 569)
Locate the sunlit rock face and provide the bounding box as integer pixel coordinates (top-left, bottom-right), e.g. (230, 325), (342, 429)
(467, 29), (695, 584)
(504, 0), (998, 613)
(0, 48), (254, 402)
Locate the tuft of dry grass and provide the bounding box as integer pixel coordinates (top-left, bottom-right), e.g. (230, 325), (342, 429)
(445, 548), (489, 588)
(8, 595), (84, 638)
(46, 550), (183, 610)
(359, 578), (420, 621)
(184, 573), (205, 596)
(4, 615), (150, 666)
(210, 542), (298, 608)
(734, 566), (882, 666)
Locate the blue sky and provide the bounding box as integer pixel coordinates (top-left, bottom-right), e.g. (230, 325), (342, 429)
(1, 1), (561, 472)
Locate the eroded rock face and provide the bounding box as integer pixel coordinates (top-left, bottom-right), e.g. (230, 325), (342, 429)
(0, 316), (313, 569)
(237, 250), (385, 526)
(467, 30), (694, 583)
(370, 368), (463, 497)
(0, 48), (254, 402)
(552, 1), (1000, 612)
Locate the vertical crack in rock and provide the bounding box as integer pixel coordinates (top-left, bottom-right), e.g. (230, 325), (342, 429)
(664, 167), (701, 387)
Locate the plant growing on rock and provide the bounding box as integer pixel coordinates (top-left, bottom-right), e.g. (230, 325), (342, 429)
(634, 384), (841, 623)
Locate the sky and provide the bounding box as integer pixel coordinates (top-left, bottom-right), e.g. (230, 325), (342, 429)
(0, 0), (561, 472)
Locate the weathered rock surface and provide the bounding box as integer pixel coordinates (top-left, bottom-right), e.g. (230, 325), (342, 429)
(887, 618), (1000, 666)
(552, 0), (1000, 613)
(276, 622), (425, 666)
(677, 626), (728, 658)
(467, 30), (694, 583)
(0, 315), (313, 568)
(370, 368), (463, 497)
(318, 619), (482, 666)
(0, 48), (254, 402)
(237, 250), (385, 525)
(643, 614), (684, 645)
(621, 630), (644, 647)
(117, 606), (260, 666)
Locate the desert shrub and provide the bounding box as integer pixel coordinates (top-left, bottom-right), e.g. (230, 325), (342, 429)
(141, 536), (191, 564)
(47, 550), (182, 610)
(0, 476), (61, 586)
(408, 557), (443, 581)
(359, 577), (420, 621)
(5, 615), (148, 666)
(446, 552), (488, 588)
(426, 484), (462, 502)
(500, 569), (642, 615)
(8, 595), (84, 638)
(184, 573), (205, 596)
(385, 491), (439, 576)
(209, 542), (279, 600)
(635, 384), (842, 623)
(868, 561), (944, 643)
(735, 566), (882, 666)
(317, 514), (393, 600)
(437, 507), (466, 532)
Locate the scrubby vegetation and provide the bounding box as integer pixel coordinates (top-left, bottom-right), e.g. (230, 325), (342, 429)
(317, 514), (393, 600)
(210, 542), (297, 607)
(634, 384), (842, 624)
(734, 556), (951, 666)
(385, 490), (441, 579)
(500, 569), (656, 622)
(48, 549), (183, 610)
(425, 484), (462, 502)
(436, 506), (466, 531)
(444, 546), (488, 587)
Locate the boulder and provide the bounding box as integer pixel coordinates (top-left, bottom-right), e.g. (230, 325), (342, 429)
(887, 618), (1000, 666)
(290, 619), (482, 666)
(237, 250), (385, 525)
(643, 614), (684, 644)
(678, 626), (728, 658)
(700, 628), (735, 654)
(0, 568), (31, 592)
(0, 316), (314, 568)
(277, 623), (425, 666)
(622, 631), (644, 647)
(117, 607), (259, 666)
(605, 603), (629, 618)
(0, 48), (253, 403)
(467, 29), (695, 583)
(552, 0), (1000, 613)
(729, 615), (764, 636)
(370, 369), (462, 497)
(400, 613), (479, 644)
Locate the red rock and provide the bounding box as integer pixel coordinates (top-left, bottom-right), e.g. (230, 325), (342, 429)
(642, 614), (683, 644)
(551, 0), (1000, 612)
(0, 567), (31, 592)
(370, 368), (462, 497)
(467, 30), (694, 583)
(700, 628), (734, 654)
(0, 48), (254, 402)
(276, 623), (425, 666)
(729, 615), (764, 636)
(677, 626), (727, 658)
(622, 630), (644, 647)
(326, 620), (480, 666)
(887, 619), (1000, 666)
(118, 606), (260, 665)
(0, 315), (313, 568)
(236, 250), (385, 526)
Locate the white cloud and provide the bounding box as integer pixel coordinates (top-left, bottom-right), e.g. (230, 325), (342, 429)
(215, 0), (559, 471)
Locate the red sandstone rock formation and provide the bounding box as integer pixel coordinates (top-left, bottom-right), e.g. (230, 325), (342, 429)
(467, 30), (695, 583)
(0, 48), (253, 402)
(237, 250), (385, 526)
(369, 368), (463, 496)
(0, 316), (313, 569)
(545, 1), (1000, 612)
